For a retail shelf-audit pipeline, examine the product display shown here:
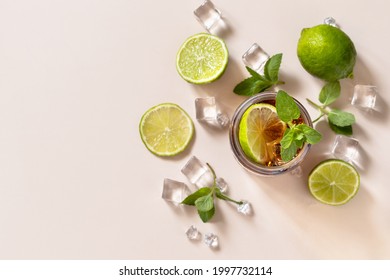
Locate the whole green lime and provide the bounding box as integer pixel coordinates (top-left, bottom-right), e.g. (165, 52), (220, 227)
(297, 24), (357, 82)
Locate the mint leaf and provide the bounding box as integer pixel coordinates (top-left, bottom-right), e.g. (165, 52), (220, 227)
(198, 207), (215, 223)
(281, 141), (297, 162)
(294, 137), (305, 149)
(307, 98), (354, 136)
(264, 53), (283, 82)
(297, 124), (322, 144)
(234, 54), (284, 96)
(195, 195), (214, 212)
(276, 90), (301, 122)
(328, 121), (353, 135)
(295, 131), (305, 141)
(319, 81), (341, 106)
(233, 77), (273, 96)
(233, 77), (258, 96)
(328, 109), (356, 127)
(181, 187), (212, 205)
(254, 80), (274, 93)
(277, 91), (322, 161)
(245, 66), (262, 79)
(280, 128), (294, 149)
(181, 163), (245, 223)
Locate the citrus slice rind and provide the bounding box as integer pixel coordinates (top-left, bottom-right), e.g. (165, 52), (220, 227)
(139, 103), (194, 157)
(238, 103), (286, 165)
(308, 159), (360, 206)
(176, 33), (229, 84)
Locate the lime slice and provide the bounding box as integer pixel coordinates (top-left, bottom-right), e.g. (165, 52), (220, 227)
(139, 103), (194, 156)
(238, 103), (286, 165)
(176, 33), (228, 84)
(308, 159), (360, 205)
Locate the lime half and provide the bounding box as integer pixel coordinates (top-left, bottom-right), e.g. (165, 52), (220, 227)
(176, 33), (228, 84)
(308, 159), (360, 206)
(239, 103), (286, 165)
(139, 103), (194, 157)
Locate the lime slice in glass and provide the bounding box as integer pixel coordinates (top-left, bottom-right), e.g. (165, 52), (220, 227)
(139, 103), (194, 157)
(176, 33), (228, 84)
(238, 103), (286, 165)
(308, 159), (360, 205)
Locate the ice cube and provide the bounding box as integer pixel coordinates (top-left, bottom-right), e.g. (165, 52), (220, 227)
(242, 43), (270, 73)
(237, 201), (252, 215)
(351, 85), (377, 110)
(181, 156), (215, 188)
(290, 166), (303, 177)
(162, 179), (191, 205)
(216, 177), (228, 193)
(324, 17), (338, 27)
(204, 233), (219, 248)
(194, 0), (222, 32)
(185, 225), (200, 240)
(216, 113), (230, 127)
(331, 135), (359, 164)
(195, 97), (217, 122)
(195, 97), (230, 128)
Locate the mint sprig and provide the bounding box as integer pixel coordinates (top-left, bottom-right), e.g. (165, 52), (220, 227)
(319, 81), (341, 106)
(307, 81), (356, 136)
(181, 164), (243, 223)
(234, 54), (284, 96)
(276, 90), (322, 162)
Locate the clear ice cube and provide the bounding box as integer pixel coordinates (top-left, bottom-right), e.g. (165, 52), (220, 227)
(195, 97), (230, 128)
(194, 0), (222, 32)
(162, 179), (191, 205)
(237, 201), (251, 215)
(324, 17), (338, 27)
(242, 43), (270, 73)
(204, 233), (219, 248)
(216, 177), (228, 193)
(290, 166), (303, 177)
(181, 156), (215, 188)
(216, 113), (230, 127)
(186, 225), (200, 240)
(195, 97), (217, 121)
(351, 85), (377, 110)
(331, 135), (359, 163)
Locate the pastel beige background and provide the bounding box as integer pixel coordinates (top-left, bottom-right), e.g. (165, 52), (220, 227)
(0, 0), (389, 259)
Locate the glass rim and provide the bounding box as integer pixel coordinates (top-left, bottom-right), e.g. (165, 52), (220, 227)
(229, 92), (312, 176)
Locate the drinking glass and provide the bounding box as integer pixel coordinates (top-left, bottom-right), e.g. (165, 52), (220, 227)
(229, 92), (313, 176)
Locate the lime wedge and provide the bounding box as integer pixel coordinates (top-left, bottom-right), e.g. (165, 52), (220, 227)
(308, 159), (360, 205)
(139, 103), (194, 156)
(176, 33), (228, 84)
(238, 103), (286, 165)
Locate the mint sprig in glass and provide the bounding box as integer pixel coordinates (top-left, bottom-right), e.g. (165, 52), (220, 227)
(276, 90), (322, 162)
